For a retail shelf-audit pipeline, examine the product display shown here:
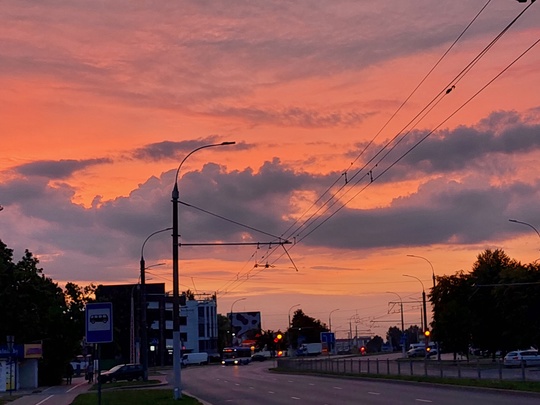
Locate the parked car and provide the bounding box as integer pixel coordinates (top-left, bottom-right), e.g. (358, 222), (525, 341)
(503, 350), (540, 367)
(406, 347), (438, 358)
(251, 353), (267, 362)
(407, 347), (426, 358)
(98, 363), (143, 383)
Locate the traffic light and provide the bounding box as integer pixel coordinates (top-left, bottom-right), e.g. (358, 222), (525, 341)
(274, 332), (283, 343)
(360, 346), (366, 355)
(424, 330), (431, 352)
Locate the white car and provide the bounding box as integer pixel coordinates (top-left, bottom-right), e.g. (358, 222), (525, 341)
(503, 349), (540, 367)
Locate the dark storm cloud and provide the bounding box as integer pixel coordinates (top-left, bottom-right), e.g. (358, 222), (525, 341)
(208, 105), (370, 128)
(346, 111), (540, 183)
(403, 113), (540, 171)
(131, 138), (251, 161)
(14, 158), (112, 179)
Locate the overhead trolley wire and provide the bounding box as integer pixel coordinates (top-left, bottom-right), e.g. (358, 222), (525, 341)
(280, 1), (497, 244)
(215, 1), (538, 296)
(217, 1), (503, 296)
(283, 0), (536, 245)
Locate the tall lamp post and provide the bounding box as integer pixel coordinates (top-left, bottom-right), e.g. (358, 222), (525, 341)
(403, 274), (427, 334)
(407, 255), (436, 289)
(387, 292), (406, 358)
(229, 298), (247, 345)
(328, 308), (339, 333)
(328, 308), (339, 355)
(407, 254), (439, 360)
(172, 141), (235, 400)
(140, 228), (171, 380)
(288, 304), (300, 353)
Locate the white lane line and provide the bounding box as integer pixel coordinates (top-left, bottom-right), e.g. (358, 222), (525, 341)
(291, 397), (301, 400)
(333, 386), (343, 390)
(68, 381), (87, 392)
(309, 383), (315, 386)
(36, 396), (54, 405)
(416, 400), (433, 403)
(249, 386), (255, 389)
(235, 383), (240, 386)
(368, 391), (381, 395)
(268, 391), (275, 394)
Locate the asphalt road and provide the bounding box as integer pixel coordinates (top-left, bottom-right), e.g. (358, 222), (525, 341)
(179, 361), (540, 405)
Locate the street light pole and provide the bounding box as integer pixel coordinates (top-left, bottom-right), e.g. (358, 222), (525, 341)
(406, 254), (439, 360)
(403, 274), (427, 333)
(172, 141), (235, 400)
(387, 292), (406, 358)
(229, 298), (246, 346)
(328, 308), (339, 333)
(140, 228), (170, 381)
(288, 304), (300, 354)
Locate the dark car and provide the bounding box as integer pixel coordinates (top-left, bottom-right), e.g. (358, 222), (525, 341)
(251, 353), (267, 362)
(98, 364), (143, 383)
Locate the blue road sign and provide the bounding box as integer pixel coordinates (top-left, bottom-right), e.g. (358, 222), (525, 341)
(320, 332), (335, 344)
(86, 302), (113, 343)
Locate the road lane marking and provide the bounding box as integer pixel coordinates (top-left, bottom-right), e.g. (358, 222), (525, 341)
(368, 392), (381, 395)
(67, 382), (86, 392)
(291, 397), (301, 400)
(416, 400), (432, 403)
(36, 396), (54, 405)
(333, 386), (343, 390)
(268, 391), (275, 394)
(235, 383), (240, 386)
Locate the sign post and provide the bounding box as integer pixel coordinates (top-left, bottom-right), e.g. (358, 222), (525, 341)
(86, 303), (113, 405)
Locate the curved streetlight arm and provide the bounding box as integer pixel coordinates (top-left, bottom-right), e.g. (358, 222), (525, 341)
(173, 142), (236, 196)
(288, 304), (301, 326)
(328, 308), (339, 332)
(403, 274), (425, 292)
(509, 219), (540, 240)
(141, 228), (173, 260)
(407, 254), (435, 288)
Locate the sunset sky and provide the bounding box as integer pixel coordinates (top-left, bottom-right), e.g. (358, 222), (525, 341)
(1, 1), (539, 339)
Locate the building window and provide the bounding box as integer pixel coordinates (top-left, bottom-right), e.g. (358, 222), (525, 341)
(180, 316), (187, 326)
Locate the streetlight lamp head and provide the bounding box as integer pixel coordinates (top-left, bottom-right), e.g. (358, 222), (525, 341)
(221, 141), (236, 145)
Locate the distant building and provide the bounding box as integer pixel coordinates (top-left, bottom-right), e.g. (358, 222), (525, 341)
(95, 283), (218, 365)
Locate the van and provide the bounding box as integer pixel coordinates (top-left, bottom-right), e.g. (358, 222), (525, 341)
(182, 352), (208, 366)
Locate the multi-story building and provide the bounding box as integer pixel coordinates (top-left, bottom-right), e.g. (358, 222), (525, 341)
(95, 283), (218, 366)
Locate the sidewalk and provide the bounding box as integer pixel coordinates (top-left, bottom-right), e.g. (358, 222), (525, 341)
(0, 373), (170, 405)
(0, 375), (91, 405)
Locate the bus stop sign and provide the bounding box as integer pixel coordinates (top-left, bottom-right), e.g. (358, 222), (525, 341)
(86, 302), (113, 343)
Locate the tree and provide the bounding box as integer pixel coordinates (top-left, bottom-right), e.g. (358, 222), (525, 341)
(289, 309), (328, 349)
(0, 240), (85, 385)
(217, 314), (231, 352)
(387, 326), (401, 350)
(430, 249), (540, 359)
(366, 335), (383, 353)
(430, 271), (472, 359)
